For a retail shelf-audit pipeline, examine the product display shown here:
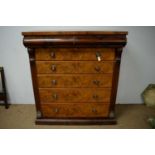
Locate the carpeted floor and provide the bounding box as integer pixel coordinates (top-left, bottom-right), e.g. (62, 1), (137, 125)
(0, 104), (155, 129)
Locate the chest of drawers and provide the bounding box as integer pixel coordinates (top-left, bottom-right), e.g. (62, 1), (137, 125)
(22, 31), (128, 125)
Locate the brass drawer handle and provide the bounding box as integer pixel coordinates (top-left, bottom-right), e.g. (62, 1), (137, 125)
(51, 51), (55, 58)
(53, 108), (59, 113)
(52, 79), (57, 85)
(52, 93), (58, 100)
(96, 52), (101, 61)
(51, 64), (56, 72)
(93, 94), (99, 100)
(94, 66), (101, 72)
(93, 80), (100, 85)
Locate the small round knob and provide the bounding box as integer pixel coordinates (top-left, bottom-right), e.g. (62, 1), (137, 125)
(93, 80), (100, 85)
(92, 108), (97, 113)
(52, 93), (58, 100)
(94, 66), (101, 72)
(51, 64), (56, 72)
(52, 79), (57, 85)
(53, 108), (59, 113)
(93, 94), (99, 100)
(51, 51), (55, 58)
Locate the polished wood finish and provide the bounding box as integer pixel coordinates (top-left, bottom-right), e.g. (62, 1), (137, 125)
(39, 88), (111, 103)
(35, 118), (116, 125)
(28, 48), (41, 113)
(22, 31), (128, 48)
(37, 74), (113, 88)
(41, 103), (110, 118)
(22, 31), (128, 36)
(36, 61), (114, 74)
(22, 31), (128, 125)
(35, 48), (115, 61)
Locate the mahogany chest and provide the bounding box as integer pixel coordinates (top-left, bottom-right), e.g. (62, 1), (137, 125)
(22, 31), (128, 125)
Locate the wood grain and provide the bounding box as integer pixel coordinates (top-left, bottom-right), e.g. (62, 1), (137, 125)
(35, 48), (115, 61)
(36, 61), (114, 74)
(37, 74), (113, 88)
(39, 88), (111, 103)
(22, 31), (128, 48)
(22, 31), (128, 36)
(41, 103), (110, 118)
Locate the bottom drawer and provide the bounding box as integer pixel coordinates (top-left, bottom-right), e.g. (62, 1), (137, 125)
(41, 103), (110, 118)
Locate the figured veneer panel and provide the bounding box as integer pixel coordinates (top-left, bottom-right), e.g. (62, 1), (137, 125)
(37, 74), (113, 88)
(36, 61), (114, 74)
(39, 88), (111, 103)
(35, 48), (115, 61)
(41, 103), (110, 118)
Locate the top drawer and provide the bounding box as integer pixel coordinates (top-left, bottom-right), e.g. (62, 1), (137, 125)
(35, 48), (115, 61)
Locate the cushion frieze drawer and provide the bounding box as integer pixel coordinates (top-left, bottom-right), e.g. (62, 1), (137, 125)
(35, 48), (115, 61)
(37, 74), (113, 88)
(41, 103), (110, 118)
(36, 61), (114, 74)
(39, 88), (111, 103)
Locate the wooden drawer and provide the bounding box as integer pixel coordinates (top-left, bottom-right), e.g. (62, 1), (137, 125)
(38, 74), (113, 88)
(41, 103), (110, 118)
(39, 88), (111, 103)
(36, 61), (114, 74)
(35, 48), (115, 61)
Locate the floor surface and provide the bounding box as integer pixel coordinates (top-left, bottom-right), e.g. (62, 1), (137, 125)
(0, 104), (155, 129)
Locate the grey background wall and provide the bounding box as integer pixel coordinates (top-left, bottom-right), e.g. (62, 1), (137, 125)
(0, 26), (155, 104)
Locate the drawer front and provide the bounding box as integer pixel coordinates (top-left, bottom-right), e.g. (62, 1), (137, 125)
(41, 103), (110, 118)
(35, 48), (115, 61)
(39, 88), (111, 103)
(38, 74), (113, 88)
(36, 61), (114, 74)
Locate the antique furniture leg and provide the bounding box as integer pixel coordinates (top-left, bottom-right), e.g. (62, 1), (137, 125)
(0, 67), (9, 109)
